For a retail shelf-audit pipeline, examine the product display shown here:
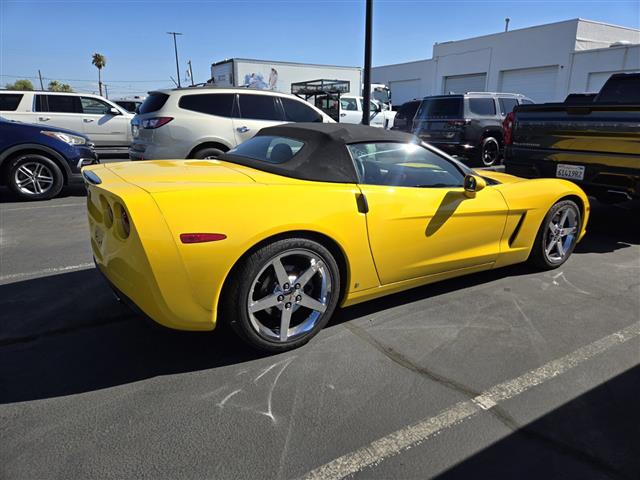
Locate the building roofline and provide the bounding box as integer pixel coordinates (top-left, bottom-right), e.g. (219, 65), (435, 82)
(575, 18), (640, 33)
(435, 18), (638, 49)
(210, 57), (361, 70)
(373, 58), (434, 69)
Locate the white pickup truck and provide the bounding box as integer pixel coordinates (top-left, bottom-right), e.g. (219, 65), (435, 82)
(338, 96), (396, 129)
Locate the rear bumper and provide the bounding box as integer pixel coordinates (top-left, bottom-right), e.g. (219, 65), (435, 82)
(505, 149), (640, 200)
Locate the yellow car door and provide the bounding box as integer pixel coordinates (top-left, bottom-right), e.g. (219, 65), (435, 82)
(349, 142), (508, 285)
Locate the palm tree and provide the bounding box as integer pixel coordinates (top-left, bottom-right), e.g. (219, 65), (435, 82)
(92, 53), (106, 96)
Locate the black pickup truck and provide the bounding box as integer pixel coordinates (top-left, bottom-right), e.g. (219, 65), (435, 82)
(504, 73), (640, 203)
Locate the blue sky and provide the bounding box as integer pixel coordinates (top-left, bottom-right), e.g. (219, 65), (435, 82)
(1, 0), (638, 97)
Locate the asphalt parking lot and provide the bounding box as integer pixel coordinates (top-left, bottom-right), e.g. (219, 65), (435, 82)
(1, 167), (638, 479)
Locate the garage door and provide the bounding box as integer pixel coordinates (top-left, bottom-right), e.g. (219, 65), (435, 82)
(443, 74), (486, 94)
(587, 70), (639, 92)
(389, 79), (421, 105)
(499, 66), (558, 102)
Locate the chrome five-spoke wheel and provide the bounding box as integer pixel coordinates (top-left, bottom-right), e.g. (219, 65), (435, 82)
(225, 238), (340, 352)
(248, 249), (331, 342)
(544, 205), (578, 263)
(529, 199), (581, 270)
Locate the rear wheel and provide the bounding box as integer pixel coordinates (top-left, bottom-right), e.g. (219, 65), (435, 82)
(7, 154), (63, 200)
(478, 137), (500, 167)
(223, 238), (340, 352)
(528, 200), (581, 270)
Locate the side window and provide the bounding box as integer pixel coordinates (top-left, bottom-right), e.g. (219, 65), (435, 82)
(369, 101), (378, 112)
(280, 98), (322, 122)
(81, 97), (111, 115)
(179, 93), (234, 117)
(35, 95), (46, 112)
(468, 98), (496, 115)
(238, 94), (282, 121)
(498, 98), (518, 116)
(520, 99), (534, 105)
(44, 95), (82, 113)
(347, 142), (464, 188)
(340, 98), (358, 111)
(0, 93), (23, 111)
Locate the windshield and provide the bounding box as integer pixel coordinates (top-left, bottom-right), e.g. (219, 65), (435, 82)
(372, 88), (391, 106)
(416, 97), (463, 119)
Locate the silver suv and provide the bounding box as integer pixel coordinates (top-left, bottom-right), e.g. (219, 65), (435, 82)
(129, 87), (333, 160)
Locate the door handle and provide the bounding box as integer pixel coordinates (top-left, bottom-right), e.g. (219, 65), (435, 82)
(38, 116), (50, 121)
(236, 126), (250, 133)
(83, 119), (94, 123)
(340, 113), (346, 117)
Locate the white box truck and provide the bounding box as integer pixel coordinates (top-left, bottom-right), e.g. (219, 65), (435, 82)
(210, 58), (392, 109)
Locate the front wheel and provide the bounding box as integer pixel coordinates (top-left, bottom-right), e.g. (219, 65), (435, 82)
(528, 200), (581, 270)
(223, 238), (341, 352)
(7, 154), (64, 200)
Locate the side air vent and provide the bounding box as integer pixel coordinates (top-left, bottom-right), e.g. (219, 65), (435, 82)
(509, 213), (527, 247)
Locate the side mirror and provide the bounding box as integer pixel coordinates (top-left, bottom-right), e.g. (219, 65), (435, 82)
(375, 103), (382, 113)
(109, 107), (121, 116)
(463, 174), (487, 198)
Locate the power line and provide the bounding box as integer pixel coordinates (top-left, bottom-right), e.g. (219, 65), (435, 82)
(0, 74), (168, 83)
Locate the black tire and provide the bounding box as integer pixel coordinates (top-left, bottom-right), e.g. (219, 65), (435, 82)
(192, 147), (226, 160)
(222, 237), (341, 352)
(528, 199), (581, 270)
(477, 136), (501, 167)
(7, 153), (64, 201)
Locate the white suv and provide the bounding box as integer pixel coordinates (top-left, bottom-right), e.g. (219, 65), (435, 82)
(0, 90), (133, 154)
(129, 87), (334, 160)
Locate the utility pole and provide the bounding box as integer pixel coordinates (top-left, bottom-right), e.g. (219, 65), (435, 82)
(167, 32), (183, 88)
(38, 70), (44, 90)
(104, 84), (109, 99)
(187, 60), (194, 86)
(361, 0), (373, 125)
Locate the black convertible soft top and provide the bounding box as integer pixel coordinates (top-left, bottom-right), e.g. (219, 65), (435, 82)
(221, 123), (419, 184)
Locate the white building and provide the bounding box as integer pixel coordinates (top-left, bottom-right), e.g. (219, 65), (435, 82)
(373, 18), (640, 104)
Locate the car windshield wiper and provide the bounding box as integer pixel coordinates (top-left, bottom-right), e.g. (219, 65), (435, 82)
(413, 183), (460, 188)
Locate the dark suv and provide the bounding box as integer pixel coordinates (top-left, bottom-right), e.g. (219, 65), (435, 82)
(391, 100), (421, 132)
(413, 93), (533, 166)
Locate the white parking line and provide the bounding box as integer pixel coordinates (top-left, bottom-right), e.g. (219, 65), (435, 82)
(302, 321), (640, 480)
(0, 202), (82, 212)
(0, 263), (94, 283)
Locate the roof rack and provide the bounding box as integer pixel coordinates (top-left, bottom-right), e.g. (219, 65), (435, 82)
(291, 79), (350, 96)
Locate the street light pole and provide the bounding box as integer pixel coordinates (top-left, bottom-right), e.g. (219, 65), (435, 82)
(167, 32), (183, 88)
(362, 0), (373, 125)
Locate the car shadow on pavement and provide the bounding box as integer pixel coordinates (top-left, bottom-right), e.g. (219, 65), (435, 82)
(574, 200), (639, 254)
(436, 365), (640, 480)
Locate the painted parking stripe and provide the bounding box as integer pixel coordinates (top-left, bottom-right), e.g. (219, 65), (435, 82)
(302, 321), (640, 480)
(0, 263), (94, 283)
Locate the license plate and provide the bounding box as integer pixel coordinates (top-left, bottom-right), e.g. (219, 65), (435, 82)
(556, 164), (585, 180)
(94, 227), (104, 248)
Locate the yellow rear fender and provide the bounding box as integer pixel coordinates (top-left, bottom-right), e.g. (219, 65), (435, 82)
(150, 182), (381, 323)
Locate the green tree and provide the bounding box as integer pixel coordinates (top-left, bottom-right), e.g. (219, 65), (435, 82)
(91, 53), (106, 97)
(48, 80), (74, 92)
(5, 79), (34, 90)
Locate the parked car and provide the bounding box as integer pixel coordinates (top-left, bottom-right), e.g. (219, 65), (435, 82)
(129, 87), (333, 160)
(413, 92), (533, 166)
(0, 116), (98, 200)
(391, 100), (421, 132)
(504, 73), (640, 203)
(336, 96), (396, 129)
(85, 123), (588, 352)
(0, 90), (133, 156)
(113, 98), (145, 114)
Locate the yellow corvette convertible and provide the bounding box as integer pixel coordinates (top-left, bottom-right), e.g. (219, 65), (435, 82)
(84, 123), (589, 351)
